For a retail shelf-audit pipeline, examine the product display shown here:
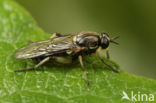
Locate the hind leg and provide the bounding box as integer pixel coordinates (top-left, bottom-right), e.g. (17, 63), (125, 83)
(14, 57), (50, 72)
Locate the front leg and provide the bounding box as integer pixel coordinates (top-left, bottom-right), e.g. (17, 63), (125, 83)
(96, 48), (119, 73)
(106, 48), (110, 59)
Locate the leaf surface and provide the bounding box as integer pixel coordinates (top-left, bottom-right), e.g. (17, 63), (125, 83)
(0, 0), (156, 103)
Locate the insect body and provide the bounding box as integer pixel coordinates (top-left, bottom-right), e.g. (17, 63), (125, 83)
(14, 32), (119, 86)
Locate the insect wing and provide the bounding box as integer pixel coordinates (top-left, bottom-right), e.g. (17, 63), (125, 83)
(45, 35), (75, 56)
(14, 35), (75, 59)
(14, 39), (52, 59)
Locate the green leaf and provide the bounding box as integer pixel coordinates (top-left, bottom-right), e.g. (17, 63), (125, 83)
(0, 0), (156, 103)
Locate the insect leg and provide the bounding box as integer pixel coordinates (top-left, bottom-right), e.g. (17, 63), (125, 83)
(96, 51), (119, 73)
(78, 55), (90, 86)
(14, 57), (50, 72)
(106, 48), (110, 59)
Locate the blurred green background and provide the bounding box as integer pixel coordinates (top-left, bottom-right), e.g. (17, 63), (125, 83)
(15, 0), (156, 79)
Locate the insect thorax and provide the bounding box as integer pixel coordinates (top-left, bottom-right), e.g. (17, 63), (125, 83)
(66, 32), (100, 56)
(76, 32), (100, 49)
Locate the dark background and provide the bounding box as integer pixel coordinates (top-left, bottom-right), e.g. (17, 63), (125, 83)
(15, 0), (156, 79)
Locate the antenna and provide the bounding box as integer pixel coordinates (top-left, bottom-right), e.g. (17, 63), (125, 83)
(110, 36), (120, 45)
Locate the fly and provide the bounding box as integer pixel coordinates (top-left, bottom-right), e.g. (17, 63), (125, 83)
(14, 32), (119, 86)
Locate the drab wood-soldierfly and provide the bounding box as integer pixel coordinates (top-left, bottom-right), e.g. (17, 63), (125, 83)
(14, 32), (119, 86)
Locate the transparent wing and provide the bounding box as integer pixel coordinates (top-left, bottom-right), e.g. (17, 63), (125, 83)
(14, 35), (75, 59)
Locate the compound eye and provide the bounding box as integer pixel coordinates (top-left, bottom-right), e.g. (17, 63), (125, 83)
(101, 37), (109, 49)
